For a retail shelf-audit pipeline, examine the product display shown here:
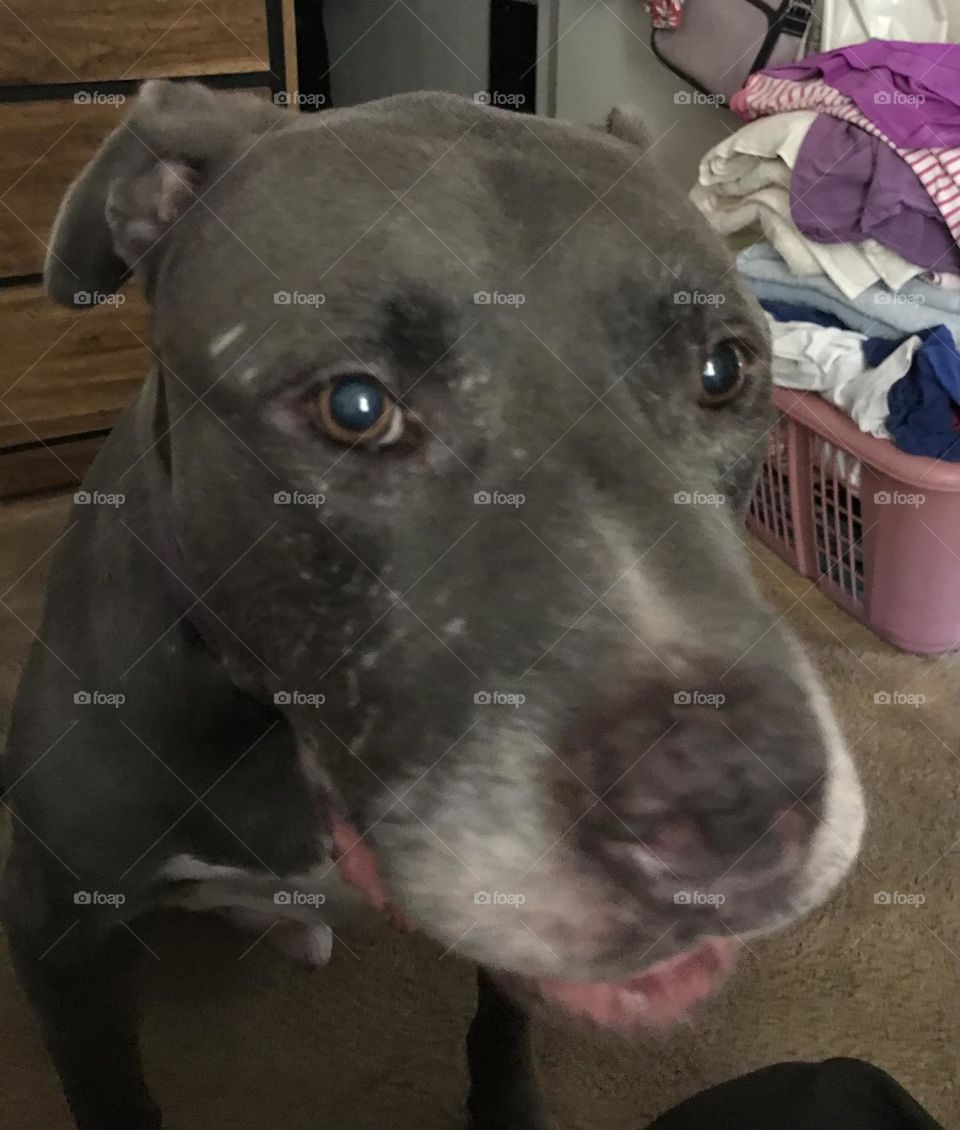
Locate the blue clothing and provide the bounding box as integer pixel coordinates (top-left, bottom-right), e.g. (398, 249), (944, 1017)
(761, 303), (960, 461)
(885, 326), (960, 462)
(740, 243), (960, 342)
(761, 300), (848, 330)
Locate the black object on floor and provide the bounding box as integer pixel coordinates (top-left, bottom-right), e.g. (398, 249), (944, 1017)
(645, 1058), (945, 1130)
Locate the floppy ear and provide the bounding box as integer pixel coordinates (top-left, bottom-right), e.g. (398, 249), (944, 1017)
(603, 106), (652, 156)
(45, 79), (290, 307)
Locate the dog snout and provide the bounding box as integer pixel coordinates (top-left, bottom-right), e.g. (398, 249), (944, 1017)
(558, 673), (828, 894)
(602, 804), (816, 886)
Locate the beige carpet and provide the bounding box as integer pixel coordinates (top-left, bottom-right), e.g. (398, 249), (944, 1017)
(1, 493), (957, 1130)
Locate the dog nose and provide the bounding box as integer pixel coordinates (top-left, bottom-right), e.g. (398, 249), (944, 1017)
(603, 805), (814, 882)
(561, 681), (827, 884)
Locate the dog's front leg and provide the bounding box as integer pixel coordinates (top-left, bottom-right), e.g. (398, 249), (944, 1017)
(466, 969), (552, 1130)
(3, 857), (159, 1130)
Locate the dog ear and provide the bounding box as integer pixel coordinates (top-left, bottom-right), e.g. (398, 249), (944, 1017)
(603, 106), (652, 156)
(45, 79), (290, 307)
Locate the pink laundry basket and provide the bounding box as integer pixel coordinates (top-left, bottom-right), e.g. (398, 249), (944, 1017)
(747, 388), (960, 655)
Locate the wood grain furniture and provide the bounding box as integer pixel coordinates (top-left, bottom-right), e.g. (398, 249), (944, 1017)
(0, 0), (297, 498)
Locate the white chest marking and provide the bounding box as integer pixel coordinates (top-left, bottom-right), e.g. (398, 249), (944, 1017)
(157, 853), (364, 965)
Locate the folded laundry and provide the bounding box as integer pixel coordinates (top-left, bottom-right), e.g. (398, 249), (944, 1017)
(732, 76), (960, 245)
(765, 313), (922, 439)
(760, 39), (960, 150)
(691, 115), (922, 298)
(790, 116), (960, 275)
(740, 243), (960, 341)
(696, 110), (815, 194)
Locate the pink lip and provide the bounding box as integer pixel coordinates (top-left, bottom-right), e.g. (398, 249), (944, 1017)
(330, 813), (415, 932)
(527, 936), (740, 1029)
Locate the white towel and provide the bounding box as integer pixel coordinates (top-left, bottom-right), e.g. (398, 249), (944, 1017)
(690, 113), (923, 300)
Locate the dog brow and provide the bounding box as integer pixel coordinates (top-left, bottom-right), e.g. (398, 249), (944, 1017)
(380, 286), (462, 376)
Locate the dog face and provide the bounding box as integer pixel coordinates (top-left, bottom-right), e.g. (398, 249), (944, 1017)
(48, 83), (864, 1026)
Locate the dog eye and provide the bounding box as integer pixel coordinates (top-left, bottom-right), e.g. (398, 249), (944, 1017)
(699, 342), (745, 407)
(317, 374), (404, 446)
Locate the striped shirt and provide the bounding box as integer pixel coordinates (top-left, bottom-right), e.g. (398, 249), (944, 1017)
(731, 73), (960, 245)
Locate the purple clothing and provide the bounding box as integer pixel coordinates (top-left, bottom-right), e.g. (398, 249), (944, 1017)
(764, 39), (960, 150)
(791, 116), (960, 274)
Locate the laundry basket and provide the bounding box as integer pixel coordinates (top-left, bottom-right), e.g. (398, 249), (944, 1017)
(747, 388), (960, 654)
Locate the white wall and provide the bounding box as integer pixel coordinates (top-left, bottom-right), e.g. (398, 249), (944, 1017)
(552, 0), (736, 190)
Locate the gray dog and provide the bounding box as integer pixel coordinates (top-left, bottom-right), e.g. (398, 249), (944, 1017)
(1, 82), (865, 1130)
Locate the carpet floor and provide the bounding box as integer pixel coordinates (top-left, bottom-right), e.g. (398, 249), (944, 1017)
(1, 493), (957, 1130)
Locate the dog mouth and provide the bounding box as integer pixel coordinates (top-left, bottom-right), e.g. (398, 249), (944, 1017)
(330, 813), (738, 1028)
(330, 812), (415, 932)
(510, 936), (739, 1029)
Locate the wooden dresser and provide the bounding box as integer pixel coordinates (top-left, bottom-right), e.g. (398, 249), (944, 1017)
(0, 0), (297, 498)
